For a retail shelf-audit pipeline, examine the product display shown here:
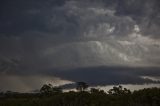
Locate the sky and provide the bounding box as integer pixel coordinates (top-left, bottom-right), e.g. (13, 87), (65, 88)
(0, 0), (160, 92)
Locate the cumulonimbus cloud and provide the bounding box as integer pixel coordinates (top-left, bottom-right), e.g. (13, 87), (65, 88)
(0, 0), (160, 91)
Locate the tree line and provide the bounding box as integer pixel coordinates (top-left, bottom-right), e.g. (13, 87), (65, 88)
(0, 82), (160, 106)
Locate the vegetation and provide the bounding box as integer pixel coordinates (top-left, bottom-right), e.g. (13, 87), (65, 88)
(0, 83), (160, 106)
(76, 82), (89, 92)
(40, 84), (62, 95)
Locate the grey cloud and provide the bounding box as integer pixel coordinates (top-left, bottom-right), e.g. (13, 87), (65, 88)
(47, 66), (160, 86)
(0, 0), (66, 35)
(114, 0), (160, 37)
(1, 0), (160, 37)
(0, 0), (160, 91)
(0, 74), (71, 92)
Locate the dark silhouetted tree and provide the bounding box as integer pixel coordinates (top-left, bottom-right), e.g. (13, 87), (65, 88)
(40, 84), (53, 94)
(76, 82), (88, 92)
(108, 85), (131, 95)
(40, 84), (62, 94)
(52, 87), (62, 94)
(90, 88), (100, 93)
(90, 88), (106, 95)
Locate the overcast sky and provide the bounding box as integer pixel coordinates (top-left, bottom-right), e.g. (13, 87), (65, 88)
(0, 0), (160, 92)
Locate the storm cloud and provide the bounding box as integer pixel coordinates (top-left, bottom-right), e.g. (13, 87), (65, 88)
(0, 0), (160, 91)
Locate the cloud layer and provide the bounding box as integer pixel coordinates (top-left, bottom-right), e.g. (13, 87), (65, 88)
(0, 0), (160, 91)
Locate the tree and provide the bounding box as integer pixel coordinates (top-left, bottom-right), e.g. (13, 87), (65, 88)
(90, 88), (106, 94)
(108, 85), (131, 95)
(90, 88), (100, 93)
(40, 84), (62, 94)
(76, 82), (88, 92)
(52, 87), (62, 94)
(40, 84), (53, 94)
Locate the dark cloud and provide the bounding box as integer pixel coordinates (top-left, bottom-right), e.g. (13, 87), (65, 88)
(1, 0), (160, 38)
(115, 0), (160, 37)
(0, 0), (160, 69)
(0, 0), (160, 91)
(0, 0), (67, 35)
(47, 66), (160, 86)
